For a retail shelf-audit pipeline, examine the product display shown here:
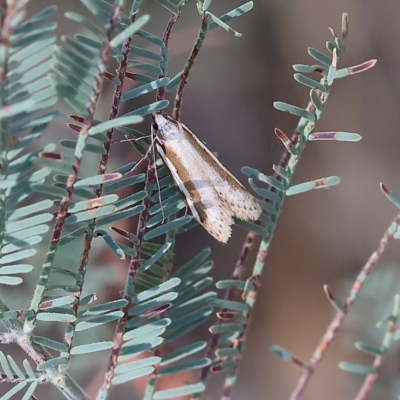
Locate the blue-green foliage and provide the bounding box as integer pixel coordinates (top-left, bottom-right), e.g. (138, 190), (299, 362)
(0, 0), (255, 399)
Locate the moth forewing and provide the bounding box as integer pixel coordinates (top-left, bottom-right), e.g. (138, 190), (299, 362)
(153, 113), (262, 243)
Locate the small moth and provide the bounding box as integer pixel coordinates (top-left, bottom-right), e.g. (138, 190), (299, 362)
(152, 113), (262, 243)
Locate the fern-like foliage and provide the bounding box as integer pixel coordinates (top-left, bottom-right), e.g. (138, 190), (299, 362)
(199, 13), (376, 396)
(1, 1), (376, 400)
(1, 0), (254, 398)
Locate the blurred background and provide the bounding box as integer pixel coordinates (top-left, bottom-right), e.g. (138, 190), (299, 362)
(15, 0), (400, 399)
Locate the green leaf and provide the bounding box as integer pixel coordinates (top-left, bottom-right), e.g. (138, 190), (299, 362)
(160, 341), (207, 366)
(32, 336), (67, 352)
(37, 357), (67, 371)
(153, 383), (205, 399)
(209, 2), (254, 31)
(310, 89), (324, 111)
(2, 235), (42, 254)
(165, 307), (213, 341)
(147, 199), (186, 227)
(131, 278), (181, 303)
(88, 115), (143, 135)
(0, 249), (36, 264)
(138, 243), (172, 272)
(338, 361), (376, 375)
(215, 279), (246, 291)
(21, 383), (37, 400)
(144, 216), (192, 240)
(207, 298), (249, 312)
(234, 219), (266, 237)
(110, 15), (150, 47)
(114, 191), (148, 211)
(0, 276), (23, 285)
(118, 337), (164, 361)
(354, 342), (385, 356)
(7, 199), (53, 220)
(12, 23), (57, 49)
(70, 341), (114, 355)
(121, 77), (169, 101)
(307, 47), (332, 65)
(59, 227), (91, 245)
(129, 45), (164, 61)
(32, 184), (68, 198)
(158, 358), (211, 377)
(112, 367), (154, 385)
(165, 72), (182, 92)
(169, 291), (216, 320)
(286, 176), (341, 196)
(154, 0), (179, 14)
(36, 312), (76, 322)
(209, 322), (244, 334)
(0, 179), (17, 190)
(294, 73), (326, 92)
(206, 11), (241, 37)
(273, 101), (315, 122)
(1, 382), (27, 399)
(122, 100), (169, 117)
(95, 205), (145, 226)
(0, 264), (33, 274)
(114, 356), (161, 375)
(66, 205), (116, 224)
(60, 140), (106, 154)
(308, 131), (362, 142)
(292, 63), (325, 73)
(136, 29), (164, 46)
(269, 344), (294, 362)
(64, 12), (105, 38)
(95, 230), (125, 259)
(174, 248), (211, 279)
(123, 319), (171, 341)
(103, 173), (145, 193)
(40, 295), (76, 308)
(80, 299), (128, 316)
(381, 184), (400, 210)
(129, 292), (178, 317)
(76, 311), (124, 331)
(68, 195), (118, 213)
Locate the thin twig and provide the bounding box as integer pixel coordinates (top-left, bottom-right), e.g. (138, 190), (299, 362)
(198, 131), (299, 387)
(156, 13), (179, 102)
(354, 294), (400, 400)
(290, 212), (400, 400)
(173, 15), (208, 120)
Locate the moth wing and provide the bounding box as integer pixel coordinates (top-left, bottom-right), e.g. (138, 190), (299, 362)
(214, 179), (262, 222)
(155, 116), (261, 243)
(178, 121), (262, 222)
(156, 141), (234, 243)
(156, 142), (200, 221)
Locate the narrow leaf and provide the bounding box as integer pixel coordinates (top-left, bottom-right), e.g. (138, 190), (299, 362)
(209, 2), (254, 31)
(121, 77), (169, 101)
(153, 383), (205, 399)
(338, 362), (376, 375)
(88, 116), (143, 135)
(144, 216), (192, 240)
(286, 176), (341, 196)
(273, 101), (315, 122)
(206, 11), (242, 37)
(138, 243), (171, 272)
(70, 341), (114, 355)
(110, 15), (150, 47)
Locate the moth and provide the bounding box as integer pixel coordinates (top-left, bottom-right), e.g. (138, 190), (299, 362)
(152, 113), (262, 243)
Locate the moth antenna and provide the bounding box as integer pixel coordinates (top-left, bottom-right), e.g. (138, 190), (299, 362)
(150, 129), (165, 223)
(111, 135), (151, 145)
(123, 134), (153, 174)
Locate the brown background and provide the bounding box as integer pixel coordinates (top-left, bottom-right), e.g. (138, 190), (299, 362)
(21, 1), (400, 399)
